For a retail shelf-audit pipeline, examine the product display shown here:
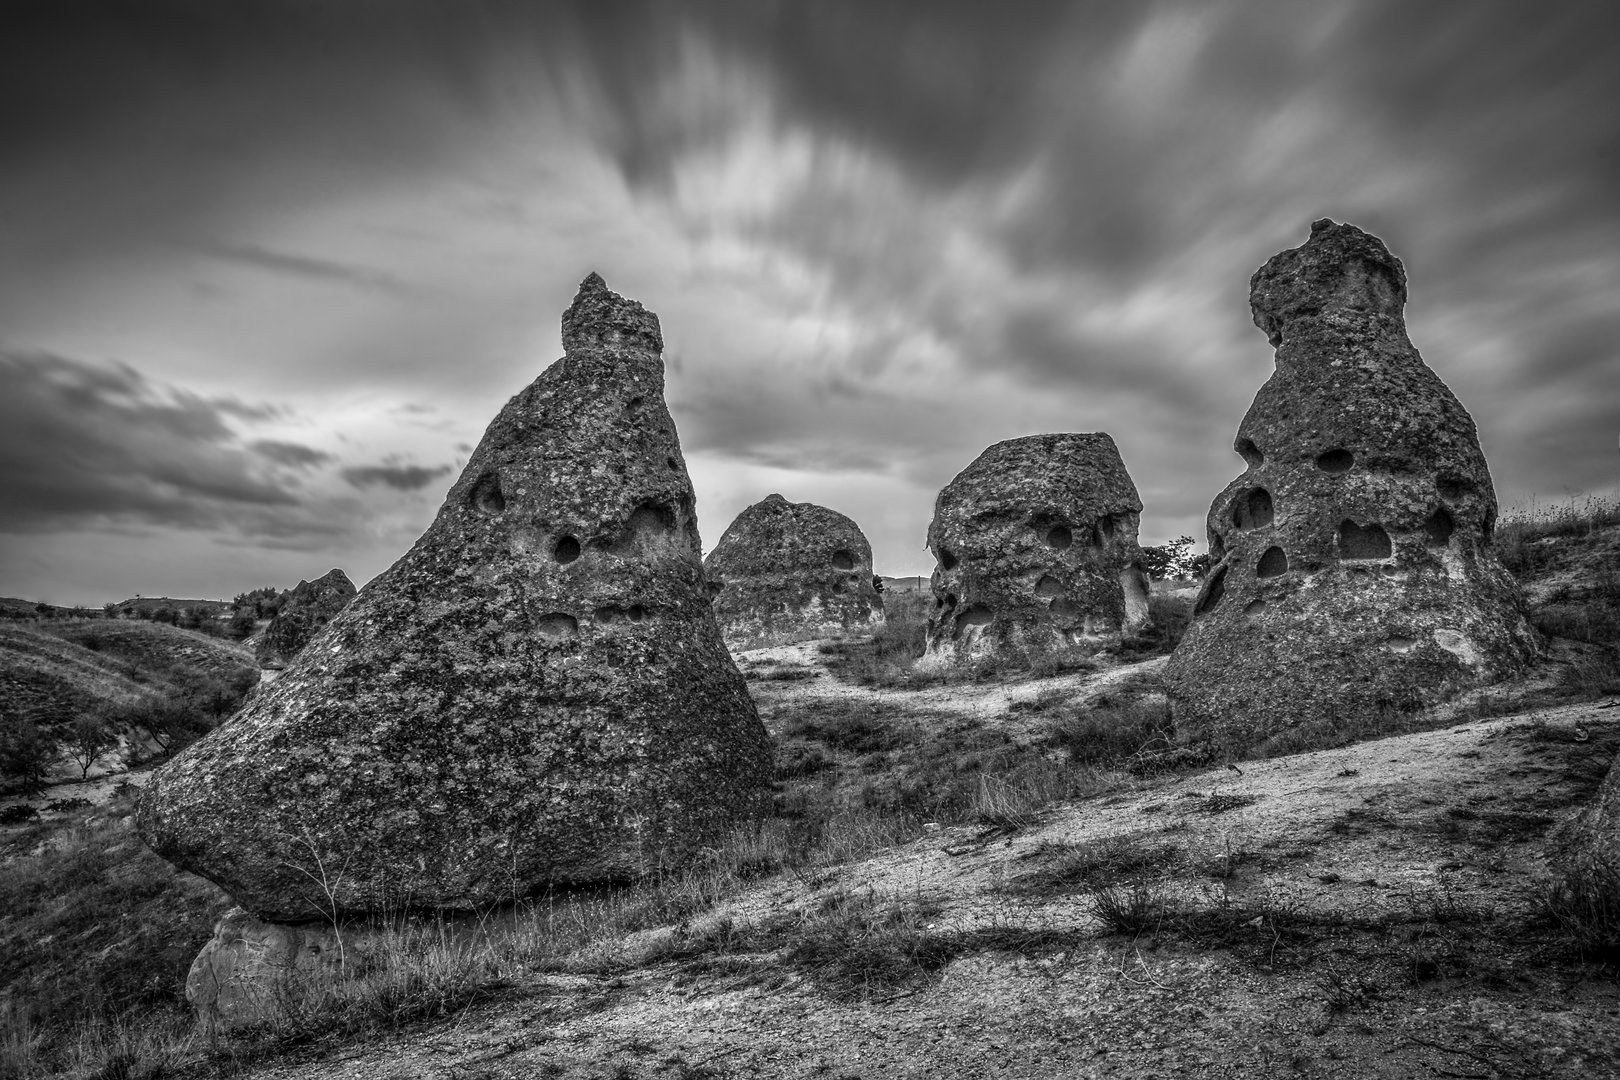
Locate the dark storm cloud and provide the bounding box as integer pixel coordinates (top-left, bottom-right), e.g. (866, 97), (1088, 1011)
(250, 439), (335, 471)
(194, 242), (412, 295)
(341, 464), (454, 492)
(0, 349), (301, 532)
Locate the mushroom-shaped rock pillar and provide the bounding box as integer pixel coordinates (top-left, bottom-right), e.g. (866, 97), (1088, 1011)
(1164, 220), (1539, 753)
(137, 273), (774, 921)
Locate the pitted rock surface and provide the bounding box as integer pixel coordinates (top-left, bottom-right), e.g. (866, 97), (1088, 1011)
(137, 274), (773, 921)
(254, 568), (356, 670)
(1165, 220), (1538, 752)
(703, 495), (883, 651)
(922, 433), (1152, 666)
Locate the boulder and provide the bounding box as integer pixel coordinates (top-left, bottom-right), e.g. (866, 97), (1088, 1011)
(703, 494), (883, 651)
(186, 907), (361, 1035)
(137, 273), (773, 921)
(1164, 220), (1538, 752)
(921, 433), (1152, 666)
(255, 569), (356, 670)
(1552, 756), (1620, 901)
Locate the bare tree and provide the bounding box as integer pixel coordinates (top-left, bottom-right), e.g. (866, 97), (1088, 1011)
(66, 714), (117, 782)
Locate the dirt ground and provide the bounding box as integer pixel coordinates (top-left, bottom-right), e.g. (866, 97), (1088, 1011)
(227, 643), (1620, 1080)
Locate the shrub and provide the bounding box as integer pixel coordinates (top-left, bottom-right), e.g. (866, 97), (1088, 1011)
(1045, 697), (1177, 769)
(0, 718), (53, 794)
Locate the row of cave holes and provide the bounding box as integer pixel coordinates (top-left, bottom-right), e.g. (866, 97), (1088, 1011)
(1237, 439), (1355, 474)
(468, 466), (684, 523)
(1232, 487), (1455, 544)
(534, 604), (649, 641)
(1238, 439), (1481, 504)
(936, 516), (1120, 573)
(1197, 513), (1455, 617)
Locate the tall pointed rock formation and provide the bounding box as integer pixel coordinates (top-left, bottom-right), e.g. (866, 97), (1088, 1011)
(1165, 221), (1539, 752)
(138, 274), (773, 921)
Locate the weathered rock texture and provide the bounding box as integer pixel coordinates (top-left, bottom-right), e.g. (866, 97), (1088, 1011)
(922, 433), (1152, 666)
(186, 907), (361, 1035)
(1164, 220), (1538, 752)
(138, 274), (773, 921)
(255, 569), (356, 670)
(703, 494), (883, 651)
(1553, 758), (1620, 897)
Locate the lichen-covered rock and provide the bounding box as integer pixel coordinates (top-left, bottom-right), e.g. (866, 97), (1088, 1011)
(137, 274), (773, 921)
(255, 569), (356, 670)
(703, 494), (883, 651)
(921, 433), (1152, 666)
(1164, 220), (1538, 752)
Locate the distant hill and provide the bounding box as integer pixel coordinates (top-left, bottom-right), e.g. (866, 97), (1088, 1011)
(110, 597), (233, 618)
(0, 620), (257, 785)
(879, 575), (930, 592)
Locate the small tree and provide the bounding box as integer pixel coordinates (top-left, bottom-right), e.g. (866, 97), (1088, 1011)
(66, 714), (117, 781)
(0, 718), (54, 794)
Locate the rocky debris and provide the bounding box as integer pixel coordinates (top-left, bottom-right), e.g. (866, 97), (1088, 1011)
(254, 569), (356, 670)
(1165, 220), (1538, 753)
(921, 433), (1152, 666)
(137, 273), (773, 922)
(703, 494), (883, 651)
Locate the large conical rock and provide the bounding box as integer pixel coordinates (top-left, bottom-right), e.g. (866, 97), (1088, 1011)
(137, 274), (773, 921)
(255, 568), (356, 670)
(1164, 220), (1538, 753)
(703, 494), (883, 651)
(921, 433), (1152, 667)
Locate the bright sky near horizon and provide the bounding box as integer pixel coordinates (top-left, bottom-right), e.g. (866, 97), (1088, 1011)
(2, 1), (1618, 605)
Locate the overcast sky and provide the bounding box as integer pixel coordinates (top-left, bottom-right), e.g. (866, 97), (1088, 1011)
(3, 1), (1617, 605)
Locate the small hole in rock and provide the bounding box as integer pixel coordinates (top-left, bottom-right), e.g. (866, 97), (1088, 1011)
(1316, 448), (1354, 474)
(706, 580), (724, 597)
(1048, 599), (1081, 620)
(1046, 526), (1073, 551)
(1338, 520), (1392, 560)
(1256, 546), (1288, 578)
(554, 536), (581, 564)
(666, 456), (680, 471)
(939, 547), (959, 571)
(469, 471), (505, 515)
(536, 613), (578, 639)
(594, 606), (618, 624)
(1483, 508), (1496, 542)
(943, 592), (958, 610)
(626, 605), (646, 623)
(1236, 437), (1264, 468)
(1243, 599), (1266, 617)
(1034, 575), (1065, 599)
(1233, 488), (1274, 531)
(1099, 515), (1117, 540)
(830, 549), (856, 571)
(1424, 508), (1454, 547)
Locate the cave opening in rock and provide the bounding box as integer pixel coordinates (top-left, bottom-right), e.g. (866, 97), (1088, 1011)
(1316, 448), (1355, 474)
(536, 613), (578, 639)
(1233, 488), (1274, 530)
(939, 547), (959, 571)
(830, 549), (856, 571)
(1236, 437), (1264, 468)
(1424, 508), (1454, 547)
(955, 606), (994, 635)
(554, 536), (581, 564)
(1338, 520), (1392, 559)
(469, 471), (505, 515)
(1256, 546), (1288, 577)
(1046, 525), (1073, 551)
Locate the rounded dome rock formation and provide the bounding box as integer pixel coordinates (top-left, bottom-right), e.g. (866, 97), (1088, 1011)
(922, 433), (1152, 666)
(1164, 220), (1538, 753)
(703, 494), (883, 651)
(137, 273), (773, 922)
(254, 568), (356, 670)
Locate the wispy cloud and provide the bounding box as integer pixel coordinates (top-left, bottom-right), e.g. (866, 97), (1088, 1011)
(193, 242), (412, 296)
(341, 463), (453, 491)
